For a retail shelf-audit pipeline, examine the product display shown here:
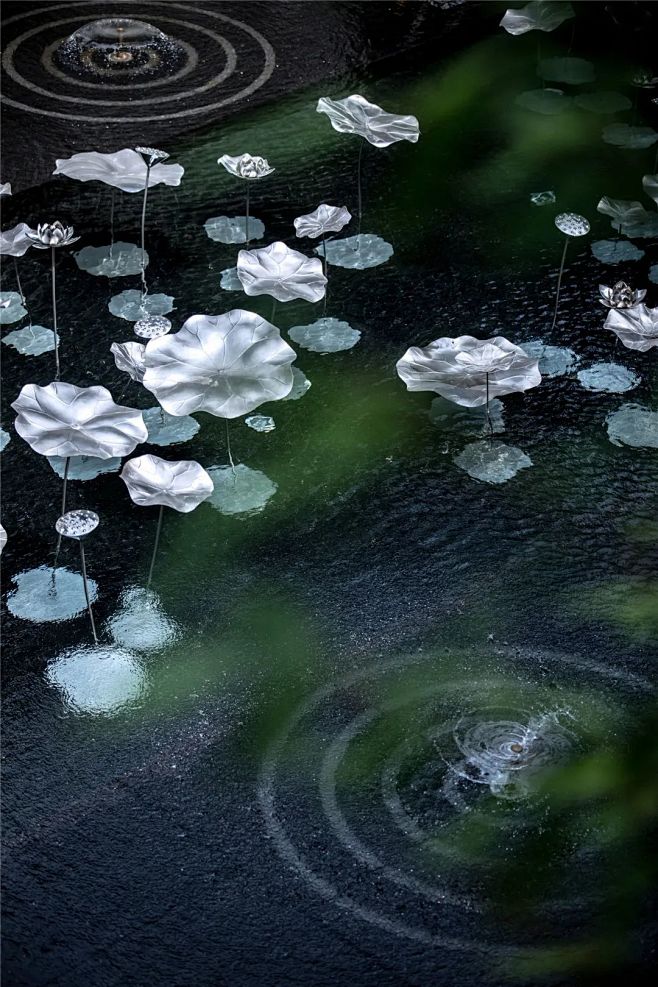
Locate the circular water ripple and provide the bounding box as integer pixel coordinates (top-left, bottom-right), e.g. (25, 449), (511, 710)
(259, 650), (652, 954)
(1, 3), (275, 123)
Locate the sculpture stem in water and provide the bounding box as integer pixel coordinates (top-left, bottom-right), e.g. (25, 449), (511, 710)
(485, 373), (494, 437)
(51, 246), (60, 379)
(225, 418), (236, 475)
(321, 236), (328, 315)
(141, 163), (151, 297)
(79, 539), (98, 643)
(550, 236), (569, 333)
(52, 455), (71, 579)
(245, 184), (250, 245)
(13, 257), (27, 312)
(109, 187), (116, 258)
(356, 141), (364, 235)
(147, 503), (164, 589)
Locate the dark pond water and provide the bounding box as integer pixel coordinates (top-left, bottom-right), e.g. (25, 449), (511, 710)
(2, 3), (657, 985)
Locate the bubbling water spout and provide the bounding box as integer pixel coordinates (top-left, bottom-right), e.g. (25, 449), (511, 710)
(55, 18), (186, 82)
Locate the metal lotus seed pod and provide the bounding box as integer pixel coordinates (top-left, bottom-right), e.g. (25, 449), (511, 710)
(55, 510), (99, 539)
(554, 212), (590, 237)
(134, 315), (171, 339)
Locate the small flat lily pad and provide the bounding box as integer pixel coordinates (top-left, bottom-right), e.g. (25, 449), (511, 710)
(0, 428), (10, 452)
(538, 57), (595, 85)
(454, 440), (533, 484)
(591, 240), (645, 263)
(282, 366), (312, 401)
(2, 324), (58, 356)
(207, 464), (277, 517)
(516, 88), (571, 114)
(574, 91), (632, 114)
(520, 340), (579, 376)
(606, 404), (658, 448)
(143, 406), (200, 446)
(0, 291), (27, 325)
(289, 317), (361, 353)
(220, 266), (242, 291)
(7, 565), (98, 622)
(75, 242), (147, 277)
(109, 290), (174, 322)
(602, 124), (658, 149)
(316, 234), (393, 270)
(245, 414), (275, 432)
(204, 216), (265, 243)
(47, 455), (122, 480)
(577, 362), (639, 393)
(46, 644), (146, 715)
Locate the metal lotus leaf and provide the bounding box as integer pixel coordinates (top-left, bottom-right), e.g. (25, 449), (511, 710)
(500, 1), (574, 35)
(0, 222), (34, 257)
(237, 241), (327, 303)
(0, 182), (11, 196)
(317, 94), (419, 148)
(54, 149), (183, 193)
(111, 341), (146, 382)
(294, 204), (352, 239)
(599, 282), (646, 309)
(396, 335), (541, 407)
(142, 309), (296, 419)
(604, 304), (658, 352)
(218, 153), (274, 180)
(55, 510), (99, 539)
(27, 222), (79, 249)
(121, 454), (213, 513)
(11, 381), (147, 458)
(0, 523), (6, 555)
(554, 212), (590, 236)
(597, 196), (658, 238)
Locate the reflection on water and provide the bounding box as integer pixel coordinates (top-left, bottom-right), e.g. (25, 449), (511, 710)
(106, 586), (180, 651)
(45, 644), (147, 715)
(7, 565), (98, 622)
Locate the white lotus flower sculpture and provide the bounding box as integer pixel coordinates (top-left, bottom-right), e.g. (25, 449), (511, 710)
(397, 336), (541, 433)
(500, 1), (574, 35)
(317, 95), (419, 148)
(111, 341), (147, 382)
(25, 222), (80, 378)
(143, 309), (296, 419)
(53, 149), (184, 193)
(294, 204), (352, 239)
(237, 241), (327, 303)
(217, 153), (274, 243)
(604, 304), (658, 351)
(599, 282), (646, 309)
(121, 454), (213, 586)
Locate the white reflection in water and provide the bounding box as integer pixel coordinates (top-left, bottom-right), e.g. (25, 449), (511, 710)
(106, 586), (179, 651)
(454, 440), (532, 483)
(207, 464), (277, 516)
(46, 644), (147, 715)
(75, 243), (146, 278)
(7, 565), (98, 622)
(316, 234), (393, 270)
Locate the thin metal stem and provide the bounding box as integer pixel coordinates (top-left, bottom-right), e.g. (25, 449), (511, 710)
(79, 540), (98, 644)
(356, 141), (364, 234)
(51, 246), (60, 379)
(225, 418), (236, 474)
(321, 235), (328, 315)
(270, 297), (277, 323)
(141, 163), (151, 297)
(485, 373), (494, 438)
(51, 455), (70, 580)
(109, 187), (116, 257)
(550, 237), (569, 333)
(13, 257), (27, 311)
(245, 184), (250, 244)
(147, 504), (164, 589)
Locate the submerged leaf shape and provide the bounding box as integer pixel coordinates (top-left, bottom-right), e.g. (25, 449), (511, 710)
(11, 381), (147, 458)
(237, 241), (327, 302)
(111, 341), (147, 382)
(54, 149), (184, 193)
(317, 94), (419, 148)
(602, 124), (658, 149)
(0, 222), (34, 257)
(294, 204), (352, 239)
(143, 310), (296, 419)
(500, 1), (573, 35)
(396, 336), (541, 407)
(604, 304), (658, 351)
(121, 454), (213, 513)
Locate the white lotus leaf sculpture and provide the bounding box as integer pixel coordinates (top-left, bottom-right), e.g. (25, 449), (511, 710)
(11, 381), (147, 458)
(121, 454), (213, 513)
(237, 241), (327, 302)
(396, 336), (541, 407)
(217, 153), (274, 180)
(294, 204), (352, 239)
(0, 222), (34, 257)
(0, 523), (7, 555)
(53, 149), (184, 193)
(643, 173), (658, 206)
(500, 1), (574, 35)
(604, 304), (658, 352)
(0, 182), (11, 196)
(317, 94), (419, 148)
(597, 196), (658, 237)
(143, 309), (296, 418)
(111, 341), (147, 382)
